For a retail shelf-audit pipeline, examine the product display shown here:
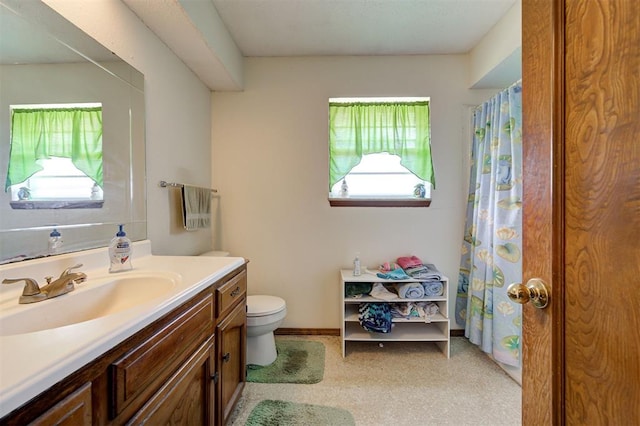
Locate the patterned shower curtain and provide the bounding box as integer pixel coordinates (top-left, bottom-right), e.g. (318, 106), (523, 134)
(455, 81), (523, 367)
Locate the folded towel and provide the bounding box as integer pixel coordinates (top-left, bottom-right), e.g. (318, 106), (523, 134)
(422, 281), (444, 297)
(389, 302), (439, 320)
(379, 262), (400, 272)
(369, 282), (398, 300)
(345, 283), (372, 298)
(405, 263), (444, 281)
(395, 282), (425, 299)
(181, 185), (211, 231)
(397, 255), (423, 269)
(413, 301), (440, 320)
(390, 303), (412, 318)
(376, 268), (410, 280)
(359, 303), (392, 333)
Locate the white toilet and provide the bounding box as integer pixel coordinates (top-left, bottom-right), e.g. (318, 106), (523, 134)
(246, 295), (287, 366)
(199, 250), (287, 366)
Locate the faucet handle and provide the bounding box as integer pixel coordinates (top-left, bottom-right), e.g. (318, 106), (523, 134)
(61, 263), (84, 277)
(2, 278), (42, 296)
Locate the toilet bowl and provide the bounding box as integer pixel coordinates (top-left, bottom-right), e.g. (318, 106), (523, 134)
(246, 295), (287, 366)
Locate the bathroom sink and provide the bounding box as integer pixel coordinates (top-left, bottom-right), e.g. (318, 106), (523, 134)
(0, 271), (181, 336)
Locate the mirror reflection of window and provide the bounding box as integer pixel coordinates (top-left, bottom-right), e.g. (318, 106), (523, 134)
(5, 103), (104, 208)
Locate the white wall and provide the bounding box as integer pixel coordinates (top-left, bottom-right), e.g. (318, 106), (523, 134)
(44, 0), (214, 256)
(212, 56), (496, 329)
(468, 0), (522, 88)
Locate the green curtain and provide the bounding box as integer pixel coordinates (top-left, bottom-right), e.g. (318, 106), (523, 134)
(5, 107), (103, 191)
(328, 101), (434, 190)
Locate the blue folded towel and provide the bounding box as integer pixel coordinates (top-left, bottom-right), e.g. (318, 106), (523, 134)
(395, 282), (425, 299)
(376, 268), (410, 280)
(422, 281), (444, 297)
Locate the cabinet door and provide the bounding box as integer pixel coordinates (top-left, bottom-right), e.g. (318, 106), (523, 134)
(216, 301), (246, 426)
(127, 337), (216, 426)
(110, 294), (214, 419)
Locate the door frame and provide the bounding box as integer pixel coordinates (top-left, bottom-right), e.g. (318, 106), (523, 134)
(521, 0), (565, 423)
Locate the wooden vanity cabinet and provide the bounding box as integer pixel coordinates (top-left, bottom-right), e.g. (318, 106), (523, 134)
(0, 264), (247, 426)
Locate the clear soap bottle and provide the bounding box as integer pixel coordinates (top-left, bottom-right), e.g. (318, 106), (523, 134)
(48, 228), (63, 255)
(353, 253), (361, 276)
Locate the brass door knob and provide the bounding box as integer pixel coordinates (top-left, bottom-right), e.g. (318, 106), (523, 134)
(507, 278), (549, 309)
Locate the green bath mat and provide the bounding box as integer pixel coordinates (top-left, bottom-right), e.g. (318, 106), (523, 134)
(247, 340), (325, 384)
(246, 400), (355, 426)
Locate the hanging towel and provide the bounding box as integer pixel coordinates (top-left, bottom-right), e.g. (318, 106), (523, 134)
(394, 282), (425, 299)
(181, 185), (211, 231)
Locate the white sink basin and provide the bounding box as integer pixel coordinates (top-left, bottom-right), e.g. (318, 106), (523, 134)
(0, 271), (181, 336)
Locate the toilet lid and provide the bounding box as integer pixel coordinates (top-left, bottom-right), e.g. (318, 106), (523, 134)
(247, 295), (286, 316)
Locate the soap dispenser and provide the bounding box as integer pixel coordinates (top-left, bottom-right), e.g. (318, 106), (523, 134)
(353, 252), (361, 276)
(48, 228), (63, 255)
(109, 224), (133, 272)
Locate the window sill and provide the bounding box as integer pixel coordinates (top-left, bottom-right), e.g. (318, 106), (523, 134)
(328, 197), (431, 207)
(10, 200), (104, 210)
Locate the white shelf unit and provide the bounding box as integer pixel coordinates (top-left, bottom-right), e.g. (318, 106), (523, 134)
(340, 269), (450, 358)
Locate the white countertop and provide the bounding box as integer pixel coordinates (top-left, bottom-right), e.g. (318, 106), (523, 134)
(0, 241), (245, 418)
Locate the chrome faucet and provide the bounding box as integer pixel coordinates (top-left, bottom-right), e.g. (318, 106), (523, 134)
(2, 264), (87, 304)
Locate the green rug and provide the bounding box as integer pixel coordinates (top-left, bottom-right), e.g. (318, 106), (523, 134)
(246, 400), (355, 426)
(247, 340), (325, 384)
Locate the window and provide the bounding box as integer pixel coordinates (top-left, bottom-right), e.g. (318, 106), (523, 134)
(5, 103), (104, 209)
(328, 97), (434, 207)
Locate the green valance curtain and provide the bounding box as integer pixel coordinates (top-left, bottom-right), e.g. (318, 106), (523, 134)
(328, 101), (434, 190)
(5, 107), (103, 191)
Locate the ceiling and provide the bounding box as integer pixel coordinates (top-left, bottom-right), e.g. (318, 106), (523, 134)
(125, 0), (520, 90)
(211, 0), (517, 57)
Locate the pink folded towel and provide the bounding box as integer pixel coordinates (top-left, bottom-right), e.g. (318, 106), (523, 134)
(397, 255), (423, 270)
(379, 262), (400, 272)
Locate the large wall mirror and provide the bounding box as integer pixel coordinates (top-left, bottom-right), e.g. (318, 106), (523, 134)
(0, 0), (146, 263)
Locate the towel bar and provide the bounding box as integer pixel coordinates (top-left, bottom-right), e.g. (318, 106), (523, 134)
(159, 180), (219, 194)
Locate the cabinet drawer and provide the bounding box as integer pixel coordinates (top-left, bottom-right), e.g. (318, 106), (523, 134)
(31, 382), (92, 426)
(110, 293), (214, 418)
(216, 269), (246, 318)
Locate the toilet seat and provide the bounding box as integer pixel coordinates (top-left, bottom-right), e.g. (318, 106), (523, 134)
(247, 295), (286, 316)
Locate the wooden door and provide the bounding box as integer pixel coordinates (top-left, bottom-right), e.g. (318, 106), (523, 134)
(522, 0), (640, 424)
